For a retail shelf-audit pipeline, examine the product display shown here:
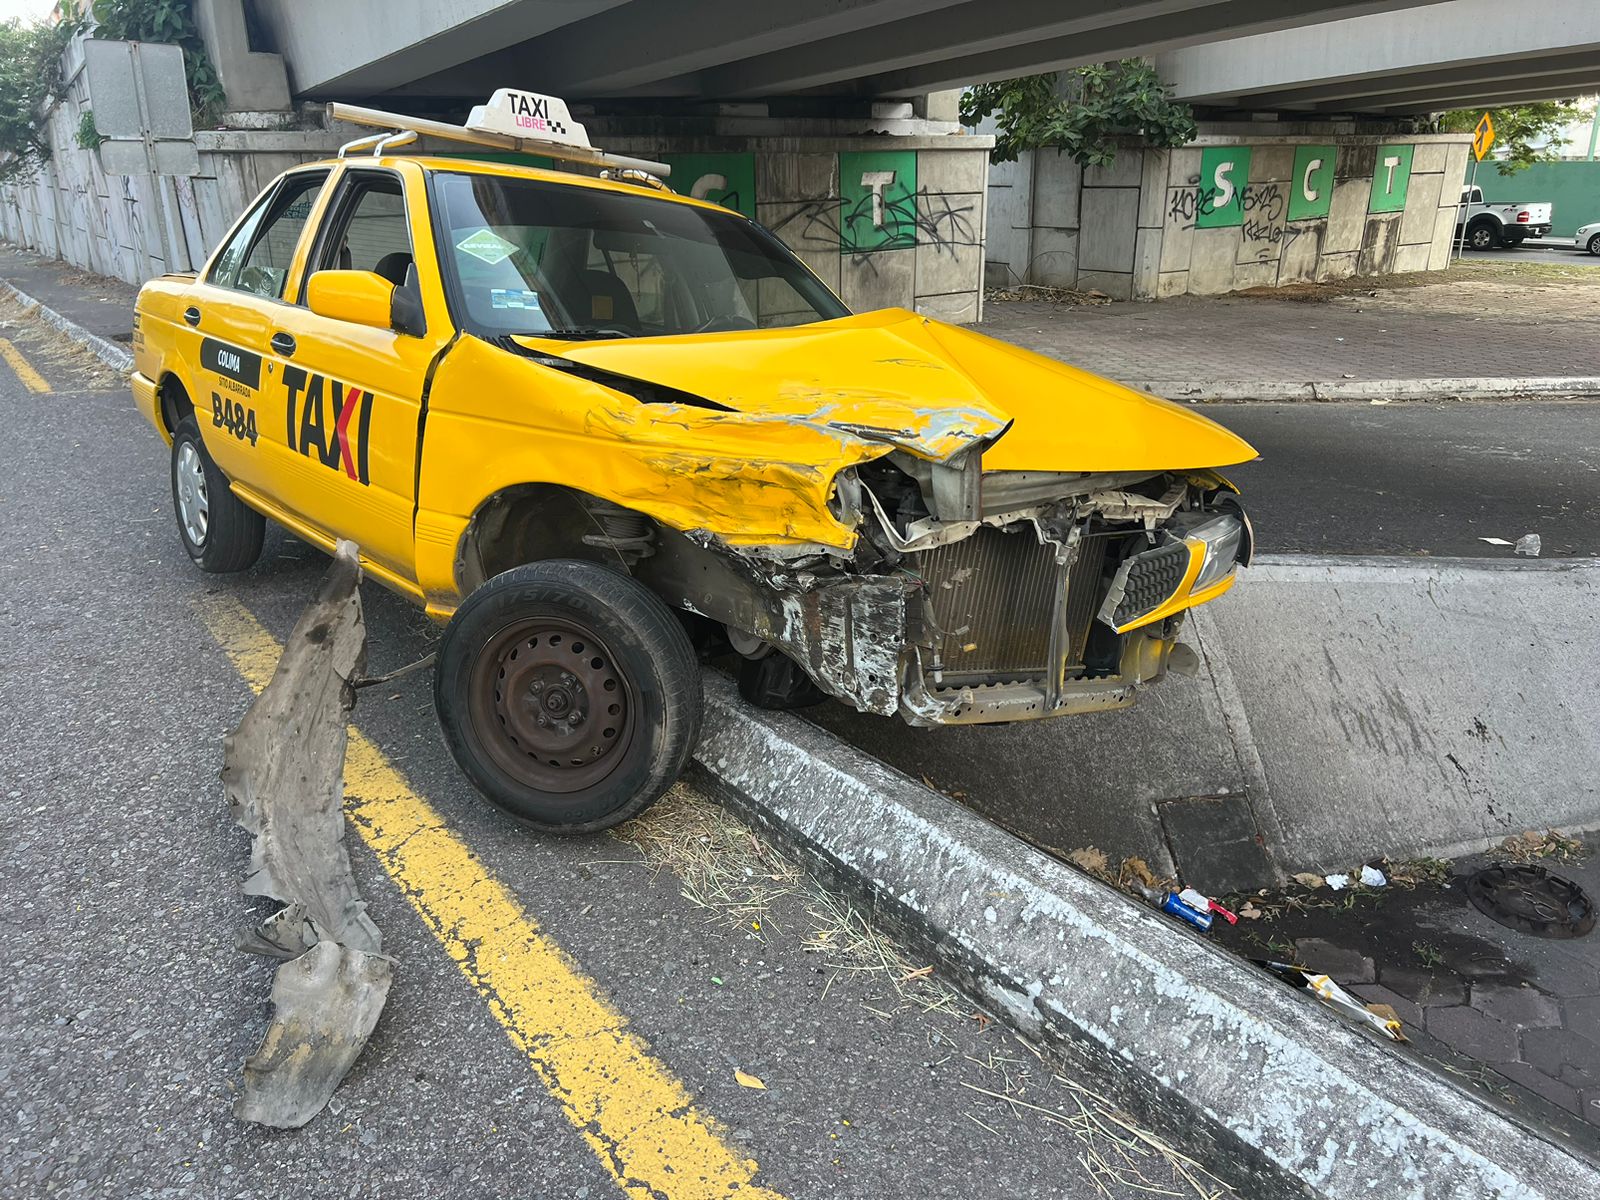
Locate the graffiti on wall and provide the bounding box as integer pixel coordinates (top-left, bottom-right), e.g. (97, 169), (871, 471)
(764, 149), (979, 271)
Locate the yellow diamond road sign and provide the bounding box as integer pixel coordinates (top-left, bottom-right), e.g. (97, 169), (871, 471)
(1473, 112), (1496, 161)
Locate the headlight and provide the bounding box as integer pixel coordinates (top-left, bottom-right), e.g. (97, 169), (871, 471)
(1189, 511), (1248, 592)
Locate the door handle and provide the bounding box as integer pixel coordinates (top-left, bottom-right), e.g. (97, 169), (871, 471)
(270, 331), (296, 356)
(183, 306), (201, 326)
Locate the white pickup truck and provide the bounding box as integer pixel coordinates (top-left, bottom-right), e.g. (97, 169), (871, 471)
(1456, 185), (1554, 250)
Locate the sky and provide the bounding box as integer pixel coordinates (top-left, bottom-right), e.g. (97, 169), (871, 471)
(0, 0), (59, 22)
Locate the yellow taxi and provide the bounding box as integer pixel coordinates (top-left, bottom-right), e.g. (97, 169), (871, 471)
(131, 91), (1256, 832)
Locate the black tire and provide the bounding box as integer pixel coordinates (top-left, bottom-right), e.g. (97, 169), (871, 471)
(1466, 219), (1500, 251)
(170, 416), (265, 573)
(1588, 234), (1600, 257)
(434, 560), (702, 832)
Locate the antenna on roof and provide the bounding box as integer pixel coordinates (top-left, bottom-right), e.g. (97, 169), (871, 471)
(329, 91), (671, 180)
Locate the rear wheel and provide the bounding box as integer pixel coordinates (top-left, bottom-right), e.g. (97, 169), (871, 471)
(170, 417), (264, 573)
(434, 560), (702, 832)
(1466, 220), (1500, 251)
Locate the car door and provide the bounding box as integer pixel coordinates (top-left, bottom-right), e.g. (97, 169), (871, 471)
(186, 169), (332, 495)
(286, 162), (456, 582)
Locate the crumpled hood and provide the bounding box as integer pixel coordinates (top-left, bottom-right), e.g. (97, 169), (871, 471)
(522, 308), (1256, 472)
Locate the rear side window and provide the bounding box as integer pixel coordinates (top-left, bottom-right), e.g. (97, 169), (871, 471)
(209, 172), (328, 299)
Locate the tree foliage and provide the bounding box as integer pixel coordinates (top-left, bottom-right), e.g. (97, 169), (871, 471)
(1439, 101), (1584, 175)
(0, 15), (80, 185)
(92, 0), (227, 123)
(959, 61), (1197, 166)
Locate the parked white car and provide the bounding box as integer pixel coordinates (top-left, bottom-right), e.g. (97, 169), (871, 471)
(1578, 219), (1600, 256)
(1456, 185), (1554, 250)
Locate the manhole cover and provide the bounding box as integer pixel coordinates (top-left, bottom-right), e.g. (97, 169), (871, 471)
(1466, 865), (1594, 939)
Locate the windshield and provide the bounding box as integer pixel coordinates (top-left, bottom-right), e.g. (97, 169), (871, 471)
(431, 171), (850, 339)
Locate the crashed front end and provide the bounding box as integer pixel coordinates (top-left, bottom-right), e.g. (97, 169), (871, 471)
(643, 439), (1251, 728)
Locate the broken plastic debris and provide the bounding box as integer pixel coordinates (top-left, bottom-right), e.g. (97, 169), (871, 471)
(1478, 537), (1513, 546)
(1325, 874), (1351, 891)
(1515, 534), (1540, 557)
(1360, 865), (1388, 888)
(1207, 899), (1239, 926)
(223, 541), (393, 1128)
(1259, 961), (1406, 1041)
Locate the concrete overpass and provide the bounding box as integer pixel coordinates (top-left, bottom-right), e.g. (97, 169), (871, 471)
(1157, 0), (1600, 115)
(250, 0), (1456, 103)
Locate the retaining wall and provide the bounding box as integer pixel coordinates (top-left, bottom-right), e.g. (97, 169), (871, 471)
(987, 129), (1475, 299)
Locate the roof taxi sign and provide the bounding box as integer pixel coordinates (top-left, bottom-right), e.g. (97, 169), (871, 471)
(467, 90), (591, 149)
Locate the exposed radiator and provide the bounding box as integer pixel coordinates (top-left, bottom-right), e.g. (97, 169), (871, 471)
(914, 528), (1108, 681)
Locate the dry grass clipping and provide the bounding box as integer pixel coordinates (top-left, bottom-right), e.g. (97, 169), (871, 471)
(961, 1040), (1236, 1200)
(611, 783), (965, 1017)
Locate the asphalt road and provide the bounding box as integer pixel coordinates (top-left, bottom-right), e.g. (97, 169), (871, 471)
(0, 316), (1175, 1199)
(1462, 240), (1600, 266)
(5, 298), (1598, 1197)
(1202, 400), (1600, 558)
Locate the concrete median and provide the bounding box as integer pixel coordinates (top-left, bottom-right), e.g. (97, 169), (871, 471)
(812, 553), (1600, 892)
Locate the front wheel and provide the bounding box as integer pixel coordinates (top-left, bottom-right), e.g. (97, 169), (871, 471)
(1588, 234), (1600, 257)
(433, 560), (702, 832)
(170, 417), (264, 573)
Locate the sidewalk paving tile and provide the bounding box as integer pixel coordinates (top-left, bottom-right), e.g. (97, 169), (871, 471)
(1293, 938), (1375, 984)
(1522, 1027), (1600, 1090)
(1376, 962), (1468, 1008)
(1426, 1005), (1521, 1063)
(1495, 1062), (1582, 1115)
(1470, 982), (1562, 1028)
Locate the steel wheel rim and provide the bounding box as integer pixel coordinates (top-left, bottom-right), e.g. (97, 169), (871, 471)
(467, 615), (637, 794)
(176, 442), (209, 545)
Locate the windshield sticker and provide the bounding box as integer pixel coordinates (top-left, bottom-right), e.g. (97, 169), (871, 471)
(455, 227), (518, 264)
(490, 288), (543, 310)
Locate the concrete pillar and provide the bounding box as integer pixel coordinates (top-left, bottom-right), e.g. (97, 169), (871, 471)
(194, 0), (291, 113)
(913, 90), (963, 124)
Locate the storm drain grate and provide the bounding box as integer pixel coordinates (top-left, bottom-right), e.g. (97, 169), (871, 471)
(1465, 864), (1594, 939)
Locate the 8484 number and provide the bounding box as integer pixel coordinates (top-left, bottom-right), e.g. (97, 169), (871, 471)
(212, 392), (259, 446)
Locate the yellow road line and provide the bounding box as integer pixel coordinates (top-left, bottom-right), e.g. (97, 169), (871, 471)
(0, 337), (51, 393)
(198, 594), (783, 1200)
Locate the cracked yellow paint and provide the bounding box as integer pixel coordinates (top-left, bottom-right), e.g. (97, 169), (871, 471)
(0, 337), (50, 393)
(198, 594), (785, 1200)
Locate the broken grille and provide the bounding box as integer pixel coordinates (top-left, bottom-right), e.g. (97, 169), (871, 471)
(1109, 541), (1190, 628)
(915, 528), (1108, 681)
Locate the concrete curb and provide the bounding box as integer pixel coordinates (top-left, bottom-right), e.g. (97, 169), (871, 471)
(691, 673), (1600, 1200)
(1131, 377), (1600, 402)
(0, 277), (134, 374)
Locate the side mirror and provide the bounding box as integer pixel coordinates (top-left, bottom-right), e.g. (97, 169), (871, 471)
(307, 270), (395, 331)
